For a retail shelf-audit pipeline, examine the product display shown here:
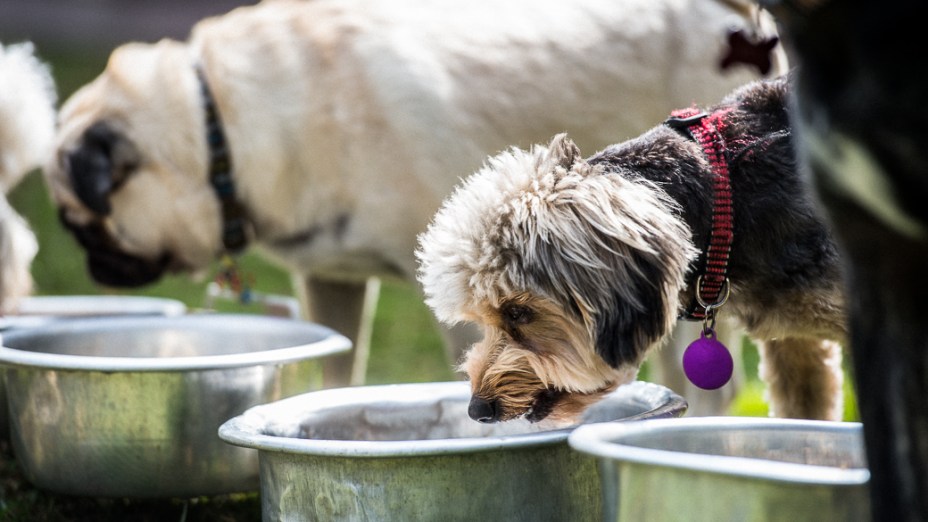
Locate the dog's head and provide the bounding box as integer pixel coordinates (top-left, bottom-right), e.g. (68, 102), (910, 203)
(417, 134), (696, 424)
(45, 40), (225, 287)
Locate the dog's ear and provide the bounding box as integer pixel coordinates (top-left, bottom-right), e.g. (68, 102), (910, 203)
(66, 121), (139, 216)
(532, 173), (695, 369)
(593, 249), (677, 368)
(544, 134), (582, 171)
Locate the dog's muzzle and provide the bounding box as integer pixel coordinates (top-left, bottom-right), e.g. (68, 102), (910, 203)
(468, 389), (566, 423)
(59, 210), (170, 287)
(468, 396), (499, 423)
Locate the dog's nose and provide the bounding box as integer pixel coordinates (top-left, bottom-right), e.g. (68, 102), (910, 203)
(468, 396), (499, 423)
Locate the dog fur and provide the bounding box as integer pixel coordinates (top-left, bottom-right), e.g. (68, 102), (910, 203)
(0, 42), (54, 311)
(46, 0), (782, 384)
(418, 76), (847, 424)
(770, 1), (928, 518)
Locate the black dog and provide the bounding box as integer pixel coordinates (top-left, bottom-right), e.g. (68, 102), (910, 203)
(767, 1), (928, 520)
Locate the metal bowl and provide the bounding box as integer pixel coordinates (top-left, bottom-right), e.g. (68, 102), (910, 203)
(219, 381), (686, 521)
(0, 295), (187, 442)
(568, 417), (870, 522)
(0, 314), (351, 498)
(0, 295), (187, 330)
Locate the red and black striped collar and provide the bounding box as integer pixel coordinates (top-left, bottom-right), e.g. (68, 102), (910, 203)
(665, 109), (734, 321)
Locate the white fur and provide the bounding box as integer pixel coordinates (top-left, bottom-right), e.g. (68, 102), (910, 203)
(0, 42), (56, 191)
(0, 196), (38, 311)
(418, 135), (704, 422)
(418, 138), (697, 327)
(50, 0), (782, 281)
(0, 42), (54, 310)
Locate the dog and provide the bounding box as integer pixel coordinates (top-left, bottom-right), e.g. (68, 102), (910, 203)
(766, 0), (928, 518)
(0, 42), (55, 311)
(46, 0), (783, 386)
(417, 75), (848, 425)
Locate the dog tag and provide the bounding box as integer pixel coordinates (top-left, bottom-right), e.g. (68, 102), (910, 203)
(683, 329), (733, 390)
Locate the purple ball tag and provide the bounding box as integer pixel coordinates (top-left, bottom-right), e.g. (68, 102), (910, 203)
(683, 329), (733, 390)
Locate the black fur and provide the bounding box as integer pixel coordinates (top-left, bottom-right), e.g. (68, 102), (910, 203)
(594, 249), (672, 368)
(770, 2), (928, 519)
(591, 76), (842, 315)
(66, 121), (138, 216)
(58, 210), (169, 287)
(587, 75), (843, 360)
(525, 388), (564, 423)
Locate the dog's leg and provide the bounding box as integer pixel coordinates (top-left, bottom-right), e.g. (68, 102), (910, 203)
(292, 273), (379, 387)
(0, 195), (37, 312)
(758, 337), (844, 420)
(654, 319), (744, 416)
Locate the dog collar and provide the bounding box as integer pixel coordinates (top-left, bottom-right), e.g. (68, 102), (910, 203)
(666, 108), (737, 390)
(195, 65), (251, 254)
(665, 109), (734, 321)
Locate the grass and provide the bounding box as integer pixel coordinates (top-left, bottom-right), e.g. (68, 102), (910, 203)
(0, 43), (856, 520)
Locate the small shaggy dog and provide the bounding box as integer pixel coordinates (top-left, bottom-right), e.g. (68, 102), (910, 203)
(418, 75), (847, 424)
(0, 42), (54, 311)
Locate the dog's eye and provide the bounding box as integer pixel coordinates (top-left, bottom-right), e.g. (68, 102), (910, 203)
(501, 304), (533, 325)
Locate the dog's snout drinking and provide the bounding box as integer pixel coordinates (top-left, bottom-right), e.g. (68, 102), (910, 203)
(468, 396), (499, 423)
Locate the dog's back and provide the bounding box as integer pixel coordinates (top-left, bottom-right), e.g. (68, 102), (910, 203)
(187, 0), (786, 277)
(590, 76), (845, 342)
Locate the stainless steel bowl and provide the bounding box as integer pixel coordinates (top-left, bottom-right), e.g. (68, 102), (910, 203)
(219, 381), (686, 521)
(0, 295), (187, 330)
(0, 314), (351, 498)
(568, 417), (870, 522)
(0, 295), (187, 443)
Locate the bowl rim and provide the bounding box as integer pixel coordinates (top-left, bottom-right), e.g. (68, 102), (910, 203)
(0, 314), (352, 371)
(218, 381), (687, 457)
(568, 416), (870, 485)
(0, 295), (188, 330)
(12, 295), (188, 317)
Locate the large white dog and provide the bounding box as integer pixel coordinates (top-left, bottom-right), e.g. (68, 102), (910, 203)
(47, 0), (783, 390)
(0, 42), (54, 312)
